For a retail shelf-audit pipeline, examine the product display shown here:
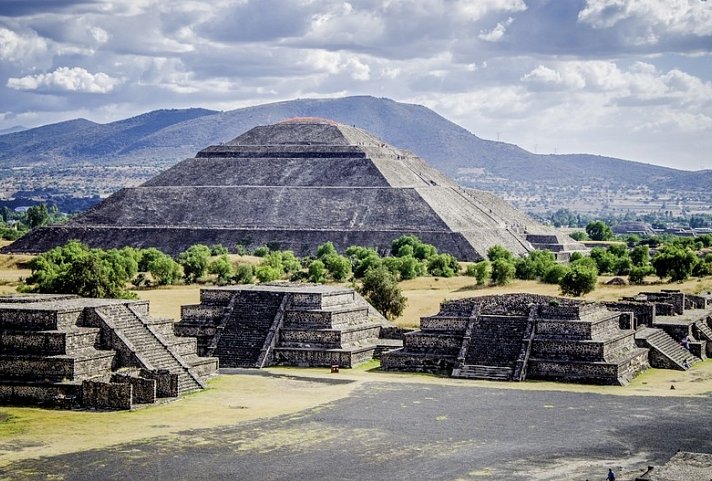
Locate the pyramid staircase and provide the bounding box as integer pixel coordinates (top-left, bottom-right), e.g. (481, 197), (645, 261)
(694, 320), (712, 343)
(635, 327), (699, 370)
(214, 290), (286, 367)
(452, 314), (531, 381)
(93, 303), (213, 393)
(0, 295), (216, 409)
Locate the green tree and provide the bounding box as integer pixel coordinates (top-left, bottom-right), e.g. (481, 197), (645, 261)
(316, 241), (337, 258)
(22, 240), (137, 298)
(209, 244), (229, 256)
(569, 231), (588, 241)
(628, 265), (654, 285)
(515, 250), (556, 280)
(233, 264), (254, 284)
(630, 245), (650, 267)
(427, 253), (458, 277)
(208, 255), (233, 285)
(177, 244), (211, 283)
(559, 264), (598, 297)
(138, 247), (165, 272)
(542, 264), (569, 284)
(25, 204), (51, 229)
(490, 258), (516, 285)
(470, 260), (490, 285)
(308, 259), (326, 283)
(590, 247), (617, 274)
(585, 221), (613, 241)
(253, 245), (270, 257)
(322, 253), (352, 281)
(398, 255), (425, 280)
(255, 265), (281, 283)
(487, 245), (514, 263)
(147, 254), (182, 285)
(651, 245), (698, 282)
(346, 246), (382, 278)
(359, 266), (407, 320)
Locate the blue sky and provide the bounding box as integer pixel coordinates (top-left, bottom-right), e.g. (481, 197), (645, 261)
(1, 0), (711, 170)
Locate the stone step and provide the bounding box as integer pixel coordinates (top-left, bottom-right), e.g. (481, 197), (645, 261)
(452, 364), (514, 381)
(695, 321), (712, 342)
(644, 329), (699, 369)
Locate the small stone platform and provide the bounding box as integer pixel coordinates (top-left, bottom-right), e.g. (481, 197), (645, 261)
(381, 293), (650, 385)
(0, 294), (217, 410)
(175, 283), (396, 369)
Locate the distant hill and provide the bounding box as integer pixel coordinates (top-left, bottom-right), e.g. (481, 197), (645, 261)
(0, 96), (709, 190)
(0, 125), (26, 136)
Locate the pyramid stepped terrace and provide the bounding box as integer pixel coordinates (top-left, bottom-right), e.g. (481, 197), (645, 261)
(0, 294), (217, 409)
(5, 119), (584, 260)
(381, 294), (651, 385)
(174, 283), (396, 369)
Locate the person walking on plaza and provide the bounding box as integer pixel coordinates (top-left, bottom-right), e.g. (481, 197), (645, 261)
(607, 468), (616, 481)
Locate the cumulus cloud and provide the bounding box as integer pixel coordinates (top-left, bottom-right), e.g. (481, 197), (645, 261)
(7, 67), (121, 93)
(0, 27), (50, 66)
(0, 0), (710, 169)
(578, 0), (712, 44)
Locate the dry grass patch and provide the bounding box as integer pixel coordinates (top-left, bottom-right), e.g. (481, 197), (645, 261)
(0, 374), (359, 467)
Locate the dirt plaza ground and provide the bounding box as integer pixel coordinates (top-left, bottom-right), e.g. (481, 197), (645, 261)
(2, 363), (712, 481)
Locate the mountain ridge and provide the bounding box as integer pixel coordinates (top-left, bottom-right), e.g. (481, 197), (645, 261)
(0, 96), (708, 190)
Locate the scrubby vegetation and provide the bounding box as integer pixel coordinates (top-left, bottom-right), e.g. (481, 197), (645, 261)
(16, 224), (712, 310)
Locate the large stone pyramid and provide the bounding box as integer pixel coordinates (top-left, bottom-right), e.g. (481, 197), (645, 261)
(6, 119), (575, 260)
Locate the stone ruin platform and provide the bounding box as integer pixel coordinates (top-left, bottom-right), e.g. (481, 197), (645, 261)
(0, 294), (217, 410)
(606, 290), (712, 369)
(175, 283), (398, 369)
(4, 120), (585, 261)
(381, 293), (650, 385)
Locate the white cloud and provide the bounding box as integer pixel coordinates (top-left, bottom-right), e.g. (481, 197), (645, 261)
(0, 27), (50, 66)
(478, 17), (514, 42)
(578, 0), (712, 44)
(7, 67), (121, 93)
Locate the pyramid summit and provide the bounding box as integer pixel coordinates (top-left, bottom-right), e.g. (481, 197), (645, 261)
(6, 120), (580, 259)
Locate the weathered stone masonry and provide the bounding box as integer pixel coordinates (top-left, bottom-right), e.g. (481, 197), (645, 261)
(0, 295), (217, 410)
(174, 283), (396, 369)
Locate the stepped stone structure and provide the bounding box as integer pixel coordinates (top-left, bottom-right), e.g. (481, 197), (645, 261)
(4, 119), (584, 261)
(0, 294), (217, 409)
(606, 290), (711, 368)
(381, 293), (650, 385)
(174, 283), (397, 369)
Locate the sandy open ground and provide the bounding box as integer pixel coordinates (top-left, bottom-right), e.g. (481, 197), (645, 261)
(2, 359), (712, 471)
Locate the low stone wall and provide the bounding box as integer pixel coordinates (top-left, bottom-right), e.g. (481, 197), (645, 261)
(686, 294), (711, 310)
(141, 369), (179, 398)
(419, 316), (469, 332)
(642, 291), (684, 315)
(379, 326), (414, 339)
(380, 352), (455, 373)
(0, 356), (75, 381)
(199, 289), (234, 306)
(272, 346), (374, 368)
(0, 382), (81, 408)
(403, 332), (462, 353)
(0, 331), (66, 355)
(535, 319), (591, 339)
(527, 360), (621, 385)
(111, 374), (156, 404)
(605, 302), (655, 328)
(82, 380), (132, 410)
(180, 304), (223, 322)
